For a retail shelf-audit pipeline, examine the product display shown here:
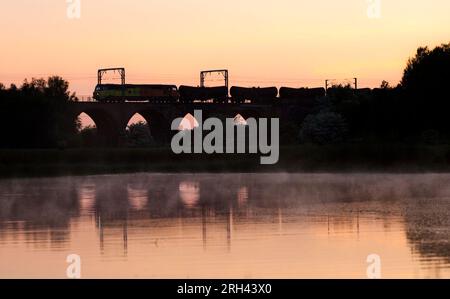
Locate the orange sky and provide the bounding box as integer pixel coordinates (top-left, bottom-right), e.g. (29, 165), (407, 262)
(1, 0), (449, 96)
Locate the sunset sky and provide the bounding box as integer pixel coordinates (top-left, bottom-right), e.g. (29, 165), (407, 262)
(1, 0), (449, 96)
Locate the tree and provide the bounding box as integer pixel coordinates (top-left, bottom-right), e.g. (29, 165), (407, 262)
(126, 122), (154, 147)
(79, 126), (98, 147)
(400, 43), (450, 135)
(0, 76), (79, 148)
(401, 43), (450, 91)
(46, 76), (77, 101)
(380, 80), (391, 89)
(299, 111), (348, 145)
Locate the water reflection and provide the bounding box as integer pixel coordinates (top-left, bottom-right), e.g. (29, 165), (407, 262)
(179, 181), (200, 208)
(79, 183), (95, 214)
(237, 187), (248, 207)
(127, 184), (148, 211)
(0, 173), (449, 278)
(0, 177), (79, 250)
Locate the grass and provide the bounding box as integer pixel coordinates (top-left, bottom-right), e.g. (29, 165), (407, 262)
(1, 144), (450, 178)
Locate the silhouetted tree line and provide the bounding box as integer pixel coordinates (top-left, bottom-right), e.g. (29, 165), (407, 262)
(299, 42), (450, 144)
(0, 76), (79, 148)
(125, 122), (154, 147)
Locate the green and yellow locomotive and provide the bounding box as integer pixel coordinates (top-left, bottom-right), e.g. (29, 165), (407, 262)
(93, 84), (179, 103)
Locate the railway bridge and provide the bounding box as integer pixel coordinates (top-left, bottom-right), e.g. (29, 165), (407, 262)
(69, 102), (313, 146)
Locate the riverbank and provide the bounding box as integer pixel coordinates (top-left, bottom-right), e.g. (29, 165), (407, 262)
(1, 144), (450, 178)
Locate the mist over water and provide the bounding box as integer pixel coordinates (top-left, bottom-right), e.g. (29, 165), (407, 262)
(0, 173), (449, 278)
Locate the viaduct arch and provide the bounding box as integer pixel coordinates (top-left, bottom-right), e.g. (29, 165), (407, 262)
(69, 102), (301, 146)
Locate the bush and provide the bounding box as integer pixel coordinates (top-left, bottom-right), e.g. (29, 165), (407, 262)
(126, 122), (154, 147)
(299, 111), (348, 144)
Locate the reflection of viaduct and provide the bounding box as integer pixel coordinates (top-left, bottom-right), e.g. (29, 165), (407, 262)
(69, 102), (310, 146)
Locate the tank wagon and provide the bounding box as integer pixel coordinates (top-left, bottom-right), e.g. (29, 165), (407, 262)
(230, 87), (278, 104)
(178, 86), (228, 103)
(279, 87), (325, 105)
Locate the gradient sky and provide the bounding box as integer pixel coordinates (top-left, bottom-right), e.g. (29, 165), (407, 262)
(1, 0), (449, 96)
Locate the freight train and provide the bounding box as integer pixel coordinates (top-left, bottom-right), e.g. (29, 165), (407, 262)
(279, 87), (326, 105)
(93, 83), (329, 104)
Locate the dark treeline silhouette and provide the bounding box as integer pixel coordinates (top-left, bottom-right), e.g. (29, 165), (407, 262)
(0, 42), (449, 148)
(299, 42), (450, 145)
(0, 76), (79, 148)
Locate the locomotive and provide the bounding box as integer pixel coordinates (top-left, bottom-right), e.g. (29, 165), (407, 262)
(93, 84), (179, 103)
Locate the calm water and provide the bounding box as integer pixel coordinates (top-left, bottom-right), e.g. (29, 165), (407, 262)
(0, 173), (449, 278)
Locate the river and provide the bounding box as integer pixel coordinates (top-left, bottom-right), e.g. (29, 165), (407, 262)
(0, 173), (449, 278)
